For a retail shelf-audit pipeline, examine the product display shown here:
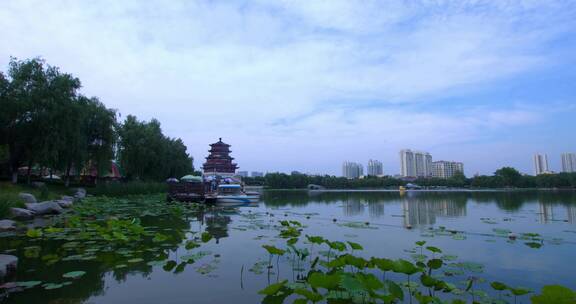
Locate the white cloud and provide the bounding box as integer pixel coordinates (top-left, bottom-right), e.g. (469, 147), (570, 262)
(0, 0), (574, 174)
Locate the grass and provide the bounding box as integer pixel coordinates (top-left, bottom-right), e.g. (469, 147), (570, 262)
(88, 181), (167, 197)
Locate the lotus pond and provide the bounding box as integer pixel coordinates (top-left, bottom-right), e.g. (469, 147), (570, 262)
(0, 190), (575, 303)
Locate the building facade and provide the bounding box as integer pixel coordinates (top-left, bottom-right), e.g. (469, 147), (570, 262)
(400, 149), (432, 178)
(251, 171), (264, 177)
(533, 154), (549, 175)
(561, 153), (576, 173)
(432, 161), (464, 179)
(202, 138), (238, 176)
(342, 161), (364, 179)
(367, 159), (383, 176)
(236, 171), (248, 177)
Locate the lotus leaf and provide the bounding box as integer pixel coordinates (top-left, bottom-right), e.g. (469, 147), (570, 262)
(62, 271), (86, 279)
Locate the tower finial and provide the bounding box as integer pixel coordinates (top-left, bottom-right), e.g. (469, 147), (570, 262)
(219, 137), (222, 142)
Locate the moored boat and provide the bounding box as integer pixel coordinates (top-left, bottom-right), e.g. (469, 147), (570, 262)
(244, 191), (261, 203)
(215, 184), (251, 206)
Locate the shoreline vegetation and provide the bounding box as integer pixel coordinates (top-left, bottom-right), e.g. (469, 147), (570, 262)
(244, 168), (576, 190)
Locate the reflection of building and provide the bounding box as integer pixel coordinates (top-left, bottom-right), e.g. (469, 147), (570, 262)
(401, 194), (467, 228)
(343, 199), (364, 217)
(539, 202), (576, 224)
(367, 159), (383, 176)
(342, 161), (363, 179)
(561, 153), (576, 173)
(432, 161), (464, 178)
(400, 149), (432, 178)
(203, 138), (238, 176)
(567, 205), (576, 224)
(368, 202), (385, 218)
(533, 153), (549, 175)
(341, 197), (386, 218)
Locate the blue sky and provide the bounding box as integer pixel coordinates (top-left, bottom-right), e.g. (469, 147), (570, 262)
(1, 0), (575, 176)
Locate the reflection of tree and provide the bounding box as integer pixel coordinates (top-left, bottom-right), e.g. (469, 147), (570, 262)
(401, 192), (467, 228)
(205, 213), (231, 244)
(4, 207), (194, 304)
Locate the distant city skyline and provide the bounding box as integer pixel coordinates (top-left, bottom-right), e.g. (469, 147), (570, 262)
(3, 1), (575, 176)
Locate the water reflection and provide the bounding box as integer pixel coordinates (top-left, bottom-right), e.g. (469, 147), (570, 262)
(539, 202), (576, 224)
(262, 190), (576, 228)
(401, 192), (467, 228)
(204, 213), (232, 243)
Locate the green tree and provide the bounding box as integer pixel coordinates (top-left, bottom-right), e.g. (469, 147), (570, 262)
(494, 167), (521, 187)
(1, 58), (48, 183)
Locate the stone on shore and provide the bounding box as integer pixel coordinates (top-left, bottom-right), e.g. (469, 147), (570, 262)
(0, 220), (16, 231)
(18, 193), (37, 205)
(74, 188), (86, 199)
(9, 208), (36, 220)
(25, 201), (63, 215)
(61, 195), (75, 202)
(56, 200), (73, 208)
(0, 255), (18, 279)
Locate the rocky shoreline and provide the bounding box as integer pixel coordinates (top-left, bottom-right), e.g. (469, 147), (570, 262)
(0, 188), (86, 281)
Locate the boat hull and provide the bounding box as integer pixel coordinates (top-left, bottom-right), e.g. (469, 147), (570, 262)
(215, 195), (252, 206)
(244, 192), (261, 203)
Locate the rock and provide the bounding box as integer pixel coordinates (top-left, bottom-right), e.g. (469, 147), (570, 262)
(25, 201), (63, 215)
(18, 193), (37, 205)
(74, 188), (86, 199)
(56, 200), (73, 208)
(0, 255), (18, 279)
(0, 220), (16, 231)
(9, 208), (36, 220)
(61, 195), (75, 202)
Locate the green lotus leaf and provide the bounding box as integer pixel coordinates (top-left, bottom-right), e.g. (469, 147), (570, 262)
(62, 271), (86, 279)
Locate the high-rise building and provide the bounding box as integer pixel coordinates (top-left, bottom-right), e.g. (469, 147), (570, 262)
(432, 161), (464, 179)
(251, 171), (264, 177)
(400, 149), (432, 177)
(236, 171), (248, 177)
(533, 154), (549, 175)
(561, 153), (576, 173)
(367, 159), (383, 176)
(342, 161), (363, 179)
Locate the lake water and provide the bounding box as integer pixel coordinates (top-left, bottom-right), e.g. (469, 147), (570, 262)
(2, 190), (576, 303)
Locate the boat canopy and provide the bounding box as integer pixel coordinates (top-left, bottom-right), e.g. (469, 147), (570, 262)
(181, 175), (203, 182)
(218, 184), (241, 188)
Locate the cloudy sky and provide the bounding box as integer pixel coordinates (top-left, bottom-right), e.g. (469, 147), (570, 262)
(1, 0), (575, 176)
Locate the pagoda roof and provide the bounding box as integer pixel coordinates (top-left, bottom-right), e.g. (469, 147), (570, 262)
(209, 138), (231, 147)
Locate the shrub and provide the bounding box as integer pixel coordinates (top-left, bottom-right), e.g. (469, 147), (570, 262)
(89, 181), (167, 197)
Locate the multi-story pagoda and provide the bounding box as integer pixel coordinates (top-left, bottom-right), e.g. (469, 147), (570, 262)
(202, 138), (238, 176)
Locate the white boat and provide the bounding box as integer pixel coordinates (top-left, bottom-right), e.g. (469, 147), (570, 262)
(244, 191), (261, 203)
(215, 184), (251, 206)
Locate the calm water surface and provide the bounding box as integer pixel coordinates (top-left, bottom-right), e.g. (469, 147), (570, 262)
(2, 190), (576, 303)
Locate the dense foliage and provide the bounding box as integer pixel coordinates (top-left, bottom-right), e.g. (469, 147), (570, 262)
(247, 169), (576, 189)
(0, 57), (193, 185)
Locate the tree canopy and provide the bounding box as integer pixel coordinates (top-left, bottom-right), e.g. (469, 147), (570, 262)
(0, 57), (193, 185)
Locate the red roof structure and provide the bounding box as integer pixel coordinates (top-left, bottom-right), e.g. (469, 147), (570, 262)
(202, 138), (238, 175)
